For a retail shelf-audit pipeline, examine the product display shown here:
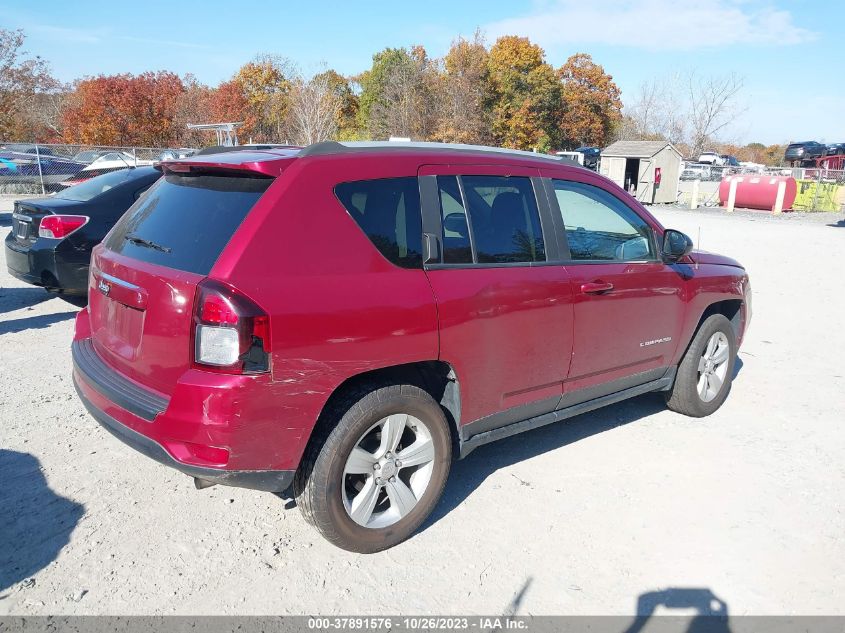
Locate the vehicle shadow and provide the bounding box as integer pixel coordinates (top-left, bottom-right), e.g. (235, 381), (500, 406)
(827, 218), (845, 228)
(0, 286), (56, 315)
(622, 587), (730, 633)
(0, 450), (85, 593)
(424, 392), (669, 529)
(733, 356), (744, 379)
(0, 311), (76, 335)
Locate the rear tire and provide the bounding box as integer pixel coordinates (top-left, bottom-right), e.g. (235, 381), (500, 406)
(665, 314), (737, 417)
(294, 384), (451, 553)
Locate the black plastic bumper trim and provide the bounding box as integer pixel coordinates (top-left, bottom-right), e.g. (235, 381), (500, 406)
(72, 338), (168, 421)
(74, 376), (295, 493)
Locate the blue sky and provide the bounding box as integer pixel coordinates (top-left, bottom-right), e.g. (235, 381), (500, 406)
(2, 0), (843, 144)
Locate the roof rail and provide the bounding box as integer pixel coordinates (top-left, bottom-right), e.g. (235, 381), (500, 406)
(298, 140), (576, 164)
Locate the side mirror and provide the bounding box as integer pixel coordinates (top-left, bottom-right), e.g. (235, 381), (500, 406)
(662, 229), (694, 263)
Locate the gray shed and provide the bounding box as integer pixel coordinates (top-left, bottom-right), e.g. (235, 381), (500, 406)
(599, 141), (682, 204)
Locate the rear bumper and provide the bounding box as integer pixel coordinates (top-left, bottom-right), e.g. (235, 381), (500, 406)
(74, 377), (294, 492)
(5, 232), (89, 294)
(72, 334), (297, 493)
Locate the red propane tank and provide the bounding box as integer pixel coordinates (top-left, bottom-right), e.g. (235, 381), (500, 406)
(718, 175), (797, 211)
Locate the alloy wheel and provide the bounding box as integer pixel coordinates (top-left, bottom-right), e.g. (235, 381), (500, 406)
(697, 331), (730, 402)
(342, 414), (435, 529)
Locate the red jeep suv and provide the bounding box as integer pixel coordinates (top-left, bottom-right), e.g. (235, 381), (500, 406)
(72, 142), (751, 552)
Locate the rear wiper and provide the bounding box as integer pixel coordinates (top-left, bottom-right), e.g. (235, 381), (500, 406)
(124, 233), (171, 253)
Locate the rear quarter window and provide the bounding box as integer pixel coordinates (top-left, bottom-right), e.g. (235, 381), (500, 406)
(104, 173), (271, 275)
(334, 177), (423, 269)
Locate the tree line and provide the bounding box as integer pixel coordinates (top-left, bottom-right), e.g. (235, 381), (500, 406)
(2, 26), (778, 162)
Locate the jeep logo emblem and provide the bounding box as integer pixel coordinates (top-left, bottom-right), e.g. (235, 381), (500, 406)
(98, 279), (111, 296)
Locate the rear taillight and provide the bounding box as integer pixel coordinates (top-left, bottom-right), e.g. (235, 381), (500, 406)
(39, 215), (89, 239)
(192, 279), (271, 374)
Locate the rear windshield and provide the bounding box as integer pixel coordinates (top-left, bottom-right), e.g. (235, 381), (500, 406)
(56, 168), (144, 202)
(104, 173), (271, 275)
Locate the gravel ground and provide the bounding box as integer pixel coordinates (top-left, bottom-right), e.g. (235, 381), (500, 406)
(1, 198), (843, 616)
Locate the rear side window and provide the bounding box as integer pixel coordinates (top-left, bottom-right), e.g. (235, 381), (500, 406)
(104, 173), (271, 275)
(461, 175), (545, 264)
(335, 177), (423, 269)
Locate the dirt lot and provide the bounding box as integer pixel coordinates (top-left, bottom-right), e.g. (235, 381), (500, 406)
(1, 199), (843, 616)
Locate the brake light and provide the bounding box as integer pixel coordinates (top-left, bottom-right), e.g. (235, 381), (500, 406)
(39, 215), (89, 239)
(192, 279), (271, 374)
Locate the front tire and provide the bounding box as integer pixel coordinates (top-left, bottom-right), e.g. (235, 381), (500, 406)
(294, 384), (452, 553)
(665, 314), (737, 417)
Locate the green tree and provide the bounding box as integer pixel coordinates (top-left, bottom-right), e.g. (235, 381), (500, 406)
(357, 46), (434, 139)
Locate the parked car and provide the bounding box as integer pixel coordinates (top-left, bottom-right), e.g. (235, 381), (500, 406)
(5, 166), (160, 303)
(575, 146), (600, 170)
(698, 151), (722, 165)
(157, 148), (198, 161)
(72, 149), (113, 164)
(784, 141), (826, 162)
(824, 143), (845, 156)
(59, 152), (154, 187)
(680, 162), (715, 180)
(71, 141), (751, 552)
(0, 143), (61, 156)
(0, 150), (85, 188)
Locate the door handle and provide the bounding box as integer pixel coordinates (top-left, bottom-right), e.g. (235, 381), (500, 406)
(580, 281), (614, 294)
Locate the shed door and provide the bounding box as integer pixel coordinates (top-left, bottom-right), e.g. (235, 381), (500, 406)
(637, 159), (653, 202)
(601, 157), (625, 188)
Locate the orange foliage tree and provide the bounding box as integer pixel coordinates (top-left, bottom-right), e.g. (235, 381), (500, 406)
(487, 36), (561, 151)
(557, 53), (622, 149)
(62, 72), (184, 146)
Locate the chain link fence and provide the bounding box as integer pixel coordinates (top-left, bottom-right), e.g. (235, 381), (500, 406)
(0, 142), (194, 195)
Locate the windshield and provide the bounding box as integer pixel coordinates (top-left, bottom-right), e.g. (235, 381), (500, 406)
(55, 168), (143, 202)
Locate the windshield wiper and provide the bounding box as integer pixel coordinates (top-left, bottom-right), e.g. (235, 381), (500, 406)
(125, 233), (171, 253)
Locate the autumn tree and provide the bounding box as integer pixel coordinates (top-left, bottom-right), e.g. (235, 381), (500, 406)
(487, 36), (561, 151)
(232, 54), (292, 141)
(0, 28), (58, 140)
(62, 72), (184, 146)
(432, 31), (491, 145)
(315, 69), (359, 139)
(173, 74), (218, 146)
(557, 53), (622, 148)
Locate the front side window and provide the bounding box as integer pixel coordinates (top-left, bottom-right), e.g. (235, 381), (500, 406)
(553, 180), (655, 261)
(335, 177), (423, 269)
(461, 175), (545, 264)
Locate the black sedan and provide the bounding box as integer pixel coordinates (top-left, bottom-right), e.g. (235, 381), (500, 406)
(5, 166), (160, 304)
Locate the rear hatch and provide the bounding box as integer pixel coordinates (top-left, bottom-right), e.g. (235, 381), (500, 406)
(88, 170), (273, 395)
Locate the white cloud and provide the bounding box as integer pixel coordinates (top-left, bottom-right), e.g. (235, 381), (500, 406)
(483, 0), (816, 51)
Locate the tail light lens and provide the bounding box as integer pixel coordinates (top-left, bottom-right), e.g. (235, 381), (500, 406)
(39, 215), (89, 239)
(192, 279), (271, 374)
